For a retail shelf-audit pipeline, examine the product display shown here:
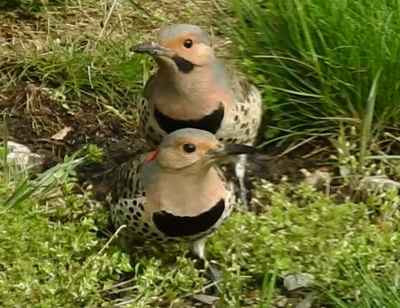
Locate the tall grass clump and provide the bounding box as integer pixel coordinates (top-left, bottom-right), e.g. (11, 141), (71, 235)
(215, 0), (400, 142)
(325, 265), (400, 307)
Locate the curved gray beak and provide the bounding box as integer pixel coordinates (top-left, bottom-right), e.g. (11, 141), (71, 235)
(130, 42), (175, 58)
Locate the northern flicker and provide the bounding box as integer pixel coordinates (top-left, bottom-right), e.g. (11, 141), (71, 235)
(110, 128), (257, 283)
(130, 24), (263, 209)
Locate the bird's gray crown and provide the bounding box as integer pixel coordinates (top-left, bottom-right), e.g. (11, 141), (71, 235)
(160, 128), (216, 147)
(158, 24), (211, 45)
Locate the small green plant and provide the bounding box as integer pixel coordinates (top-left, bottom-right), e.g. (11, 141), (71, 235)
(86, 144), (104, 163)
(327, 122), (400, 203)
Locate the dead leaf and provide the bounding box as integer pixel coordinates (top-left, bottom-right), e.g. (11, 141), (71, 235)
(192, 294), (219, 305)
(295, 294), (315, 308)
(284, 273), (314, 291)
(51, 127), (72, 140)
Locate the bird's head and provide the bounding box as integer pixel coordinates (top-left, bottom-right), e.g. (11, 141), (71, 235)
(130, 24), (215, 74)
(145, 128), (258, 171)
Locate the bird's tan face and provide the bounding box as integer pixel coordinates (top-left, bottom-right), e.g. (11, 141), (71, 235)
(131, 32), (214, 70)
(146, 132), (257, 171)
(160, 33), (214, 67)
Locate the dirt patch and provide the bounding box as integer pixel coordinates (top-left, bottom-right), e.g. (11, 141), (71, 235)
(0, 82), (331, 202)
(248, 139), (331, 184)
(0, 83), (141, 197)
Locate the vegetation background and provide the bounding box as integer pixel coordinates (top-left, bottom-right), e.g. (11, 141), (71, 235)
(1, 0), (400, 307)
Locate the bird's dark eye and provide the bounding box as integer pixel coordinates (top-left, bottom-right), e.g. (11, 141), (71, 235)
(183, 39), (193, 48)
(183, 143), (196, 153)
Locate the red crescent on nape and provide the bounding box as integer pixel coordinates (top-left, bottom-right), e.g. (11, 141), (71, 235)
(146, 147), (160, 162)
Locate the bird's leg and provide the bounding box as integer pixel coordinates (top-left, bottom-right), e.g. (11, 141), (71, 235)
(235, 154), (250, 210)
(188, 238), (221, 287)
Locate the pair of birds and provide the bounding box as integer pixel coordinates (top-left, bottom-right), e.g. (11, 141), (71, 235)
(109, 24), (263, 283)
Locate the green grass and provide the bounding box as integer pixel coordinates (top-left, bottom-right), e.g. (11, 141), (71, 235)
(324, 265), (400, 307)
(0, 0), (44, 10)
(0, 0), (152, 116)
(1, 36), (148, 112)
(210, 181), (400, 301)
(215, 0), (400, 145)
(0, 152), (132, 307)
(1, 142), (400, 307)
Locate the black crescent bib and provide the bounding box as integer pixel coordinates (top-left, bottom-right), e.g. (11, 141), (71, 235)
(152, 199), (225, 237)
(154, 102), (224, 134)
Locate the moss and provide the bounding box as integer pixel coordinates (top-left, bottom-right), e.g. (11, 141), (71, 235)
(209, 181), (400, 300)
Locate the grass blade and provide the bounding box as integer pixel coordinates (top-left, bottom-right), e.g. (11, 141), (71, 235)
(359, 68), (382, 169)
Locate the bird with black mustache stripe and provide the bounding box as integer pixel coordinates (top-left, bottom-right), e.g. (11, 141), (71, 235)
(130, 24), (263, 209)
(110, 128), (258, 284)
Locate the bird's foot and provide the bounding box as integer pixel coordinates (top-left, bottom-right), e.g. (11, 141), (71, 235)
(237, 183), (253, 211)
(185, 250), (221, 294)
(205, 263), (222, 285)
(239, 187), (250, 211)
(202, 260), (222, 295)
